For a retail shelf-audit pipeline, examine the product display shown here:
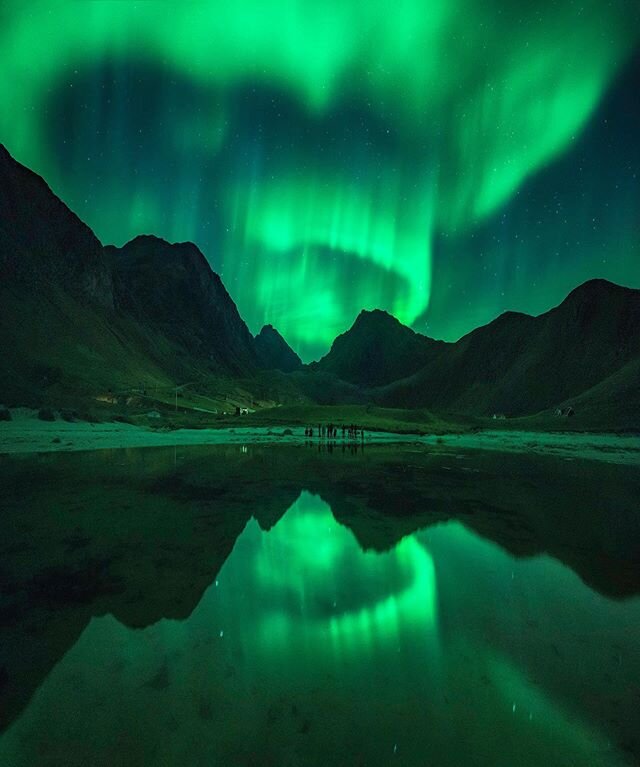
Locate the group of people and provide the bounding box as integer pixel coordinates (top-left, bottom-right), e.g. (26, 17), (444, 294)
(304, 424), (365, 440)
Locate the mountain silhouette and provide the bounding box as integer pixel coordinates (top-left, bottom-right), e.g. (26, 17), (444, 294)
(0, 144), (112, 307)
(377, 279), (640, 417)
(254, 324), (303, 373)
(107, 235), (258, 376)
(1, 143), (638, 423)
(311, 309), (445, 387)
(0, 145), (276, 404)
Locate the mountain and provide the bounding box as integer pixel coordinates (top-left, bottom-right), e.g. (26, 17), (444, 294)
(254, 324), (302, 373)
(310, 309), (445, 387)
(1, 142), (638, 423)
(379, 279), (640, 417)
(0, 144), (112, 306)
(107, 236), (259, 376)
(0, 144), (176, 405)
(0, 144), (258, 406)
(305, 279), (639, 422)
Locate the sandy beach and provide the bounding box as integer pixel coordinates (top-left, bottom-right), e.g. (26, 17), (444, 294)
(0, 408), (638, 464)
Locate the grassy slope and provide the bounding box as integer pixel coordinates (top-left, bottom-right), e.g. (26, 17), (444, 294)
(505, 358), (640, 433)
(0, 285), (175, 406)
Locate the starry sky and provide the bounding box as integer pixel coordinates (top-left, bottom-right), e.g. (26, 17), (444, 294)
(1, 1), (639, 360)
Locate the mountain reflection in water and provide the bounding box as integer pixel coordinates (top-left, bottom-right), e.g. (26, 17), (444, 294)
(0, 444), (639, 766)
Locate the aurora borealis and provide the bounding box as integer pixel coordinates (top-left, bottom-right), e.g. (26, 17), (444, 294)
(1, 1), (639, 358)
(2, 487), (636, 765)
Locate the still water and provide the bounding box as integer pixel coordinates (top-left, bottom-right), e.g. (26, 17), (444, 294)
(0, 444), (639, 766)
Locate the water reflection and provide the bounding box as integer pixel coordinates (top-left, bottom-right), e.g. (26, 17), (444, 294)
(0, 445), (639, 765)
(246, 493), (438, 659)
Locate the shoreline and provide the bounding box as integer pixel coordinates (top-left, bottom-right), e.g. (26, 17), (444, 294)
(1, 410), (639, 464)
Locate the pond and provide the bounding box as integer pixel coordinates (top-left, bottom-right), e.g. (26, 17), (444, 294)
(1, 444), (639, 766)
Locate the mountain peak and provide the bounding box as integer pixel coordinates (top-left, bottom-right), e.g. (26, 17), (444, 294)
(115, 234), (210, 268)
(255, 324), (302, 373)
(312, 309), (441, 387)
(256, 324), (280, 337)
(109, 236), (258, 374)
(0, 141), (113, 307)
(561, 278), (632, 306)
(123, 233), (201, 251)
(354, 308), (397, 325)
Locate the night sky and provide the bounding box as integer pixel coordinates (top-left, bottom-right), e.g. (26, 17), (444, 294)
(1, 1), (639, 360)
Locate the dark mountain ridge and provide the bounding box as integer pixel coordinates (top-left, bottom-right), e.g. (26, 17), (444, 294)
(0, 143), (276, 404)
(0, 144), (112, 307)
(377, 279), (640, 416)
(1, 142), (638, 423)
(254, 324), (303, 373)
(107, 235), (259, 375)
(310, 308), (445, 387)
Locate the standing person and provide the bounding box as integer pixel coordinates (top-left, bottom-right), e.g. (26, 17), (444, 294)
(341, 425), (346, 439)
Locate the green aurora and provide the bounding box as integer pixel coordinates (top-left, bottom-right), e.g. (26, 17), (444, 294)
(0, 490), (632, 765)
(251, 493), (439, 655)
(1, 1), (639, 357)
